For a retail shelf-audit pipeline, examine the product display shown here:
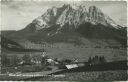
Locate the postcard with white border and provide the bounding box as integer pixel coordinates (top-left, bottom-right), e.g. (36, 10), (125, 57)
(0, 0), (127, 81)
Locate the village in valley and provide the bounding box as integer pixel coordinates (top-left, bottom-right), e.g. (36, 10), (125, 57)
(1, 50), (105, 74)
(0, 46), (127, 81)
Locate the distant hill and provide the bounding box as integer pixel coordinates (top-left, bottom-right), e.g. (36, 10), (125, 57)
(1, 30), (16, 37)
(0, 36), (43, 52)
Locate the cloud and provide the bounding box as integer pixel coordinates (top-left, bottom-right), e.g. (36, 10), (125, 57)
(1, 1), (49, 30)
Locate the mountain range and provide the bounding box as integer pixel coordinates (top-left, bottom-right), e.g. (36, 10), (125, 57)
(1, 4), (127, 48)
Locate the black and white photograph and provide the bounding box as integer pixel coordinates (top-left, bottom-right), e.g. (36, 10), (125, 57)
(0, 0), (127, 81)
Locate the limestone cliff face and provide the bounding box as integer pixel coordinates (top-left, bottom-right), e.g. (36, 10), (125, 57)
(28, 4), (117, 31)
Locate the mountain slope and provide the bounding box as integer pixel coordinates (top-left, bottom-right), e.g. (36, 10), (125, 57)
(0, 36), (44, 52)
(0, 36), (23, 50)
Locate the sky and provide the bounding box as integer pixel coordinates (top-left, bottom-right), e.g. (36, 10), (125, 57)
(0, 0), (127, 30)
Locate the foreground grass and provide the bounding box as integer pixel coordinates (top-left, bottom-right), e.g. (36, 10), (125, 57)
(28, 70), (127, 81)
(0, 70), (127, 81)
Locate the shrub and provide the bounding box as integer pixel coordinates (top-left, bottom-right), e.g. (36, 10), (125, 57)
(88, 56), (106, 65)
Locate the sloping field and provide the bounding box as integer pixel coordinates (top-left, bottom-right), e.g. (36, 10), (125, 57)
(43, 43), (127, 62)
(2, 43), (127, 62)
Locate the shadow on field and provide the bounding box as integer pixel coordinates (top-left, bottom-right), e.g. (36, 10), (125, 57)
(5, 47), (43, 52)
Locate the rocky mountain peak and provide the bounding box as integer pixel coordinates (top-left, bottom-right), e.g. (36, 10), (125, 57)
(29, 4), (117, 31)
(62, 4), (72, 9)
